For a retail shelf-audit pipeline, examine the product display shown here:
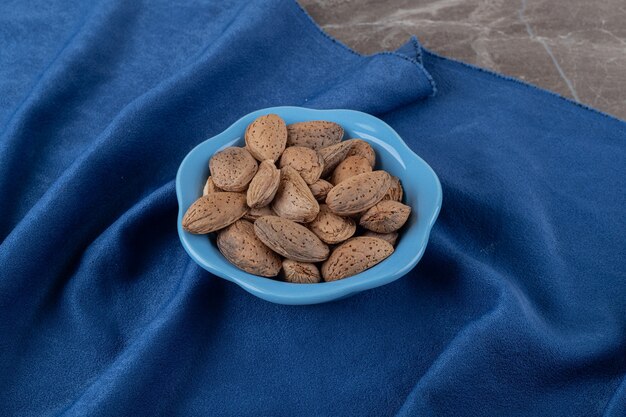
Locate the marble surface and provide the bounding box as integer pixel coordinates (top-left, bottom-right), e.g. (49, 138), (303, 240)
(300, 0), (626, 120)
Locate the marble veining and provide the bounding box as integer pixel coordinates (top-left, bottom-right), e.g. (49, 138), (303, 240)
(518, 0), (580, 101)
(300, 0), (626, 120)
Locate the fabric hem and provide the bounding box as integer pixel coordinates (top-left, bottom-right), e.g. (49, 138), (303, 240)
(424, 49), (626, 126)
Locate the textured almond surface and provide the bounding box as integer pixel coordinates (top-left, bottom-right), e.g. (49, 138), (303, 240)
(209, 147), (258, 192)
(202, 176), (222, 196)
(362, 231), (399, 247)
(309, 179), (333, 202)
(254, 216), (329, 262)
(308, 204), (356, 244)
(330, 155), (372, 185)
(321, 237), (394, 281)
(282, 260), (321, 284)
(326, 170), (391, 216)
(279, 146), (324, 185)
(383, 176), (403, 202)
(319, 140), (355, 178)
(217, 220), (281, 277)
(347, 139), (376, 167)
(243, 205), (274, 222)
(272, 166), (319, 223)
(247, 160), (280, 208)
(185, 118), (414, 280)
(286, 121), (344, 150)
(244, 114), (287, 162)
(360, 200), (411, 233)
(182, 192), (248, 234)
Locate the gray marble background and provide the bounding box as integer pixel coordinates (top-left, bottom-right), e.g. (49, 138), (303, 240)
(300, 0), (626, 120)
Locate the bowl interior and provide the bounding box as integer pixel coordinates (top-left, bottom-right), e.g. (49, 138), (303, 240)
(176, 107), (441, 305)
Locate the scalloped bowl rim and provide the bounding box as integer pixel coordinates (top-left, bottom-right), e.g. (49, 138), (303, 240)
(176, 106), (442, 305)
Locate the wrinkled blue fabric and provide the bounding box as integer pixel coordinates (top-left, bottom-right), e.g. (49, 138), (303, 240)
(1, 0), (625, 415)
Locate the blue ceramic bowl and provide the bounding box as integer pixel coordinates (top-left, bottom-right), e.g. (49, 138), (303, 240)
(176, 107), (442, 305)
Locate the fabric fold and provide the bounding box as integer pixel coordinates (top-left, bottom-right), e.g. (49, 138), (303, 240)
(304, 50), (435, 112)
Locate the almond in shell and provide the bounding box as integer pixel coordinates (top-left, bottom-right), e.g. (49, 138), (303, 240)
(326, 170), (391, 216)
(330, 155), (372, 185)
(321, 237), (394, 281)
(279, 146), (324, 185)
(209, 147), (258, 192)
(309, 179), (333, 202)
(182, 192), (248, 234)
(217, 220), (281, 277)
(282, 260), (321, 284)
(319, 140), (355, 178)
(308, 205), (356, 244)
(286, 121), (344, 150)
(245, 114), (287, 162)
(359, 200), (411, 233)
(272, 166), (319, 223)
(347, 139), (376, 167)
(254, 216), (329, 262)
(202, 176), (222, 196)
(362, 231), (399, 247)
(247, 160), (280, 208)
(243, 205), (274, 222)
(382, 176), (403, 202)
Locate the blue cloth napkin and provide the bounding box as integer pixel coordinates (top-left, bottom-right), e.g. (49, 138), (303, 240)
(1, 0), (625, 415)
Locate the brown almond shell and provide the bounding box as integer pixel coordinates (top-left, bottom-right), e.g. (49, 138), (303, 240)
(182, 192), (248, 234)
(282, 260), (321, 284)
(254, 215), (329, 262)
(272, 166), (320, 223)
(308, 205), (356, 244)
(329, 155), (372, 185)
(321, 237), (394, 281)
(359, 200), (411, 233)
(217, 220), (282, 277)
(244, 114), (287, 162)
(246, 160), (280, 208)
(286, 121), (344, 149)
(325, 171), (391, 216)
(279, 146), (324, 185)
(209, 147), (258, 192)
